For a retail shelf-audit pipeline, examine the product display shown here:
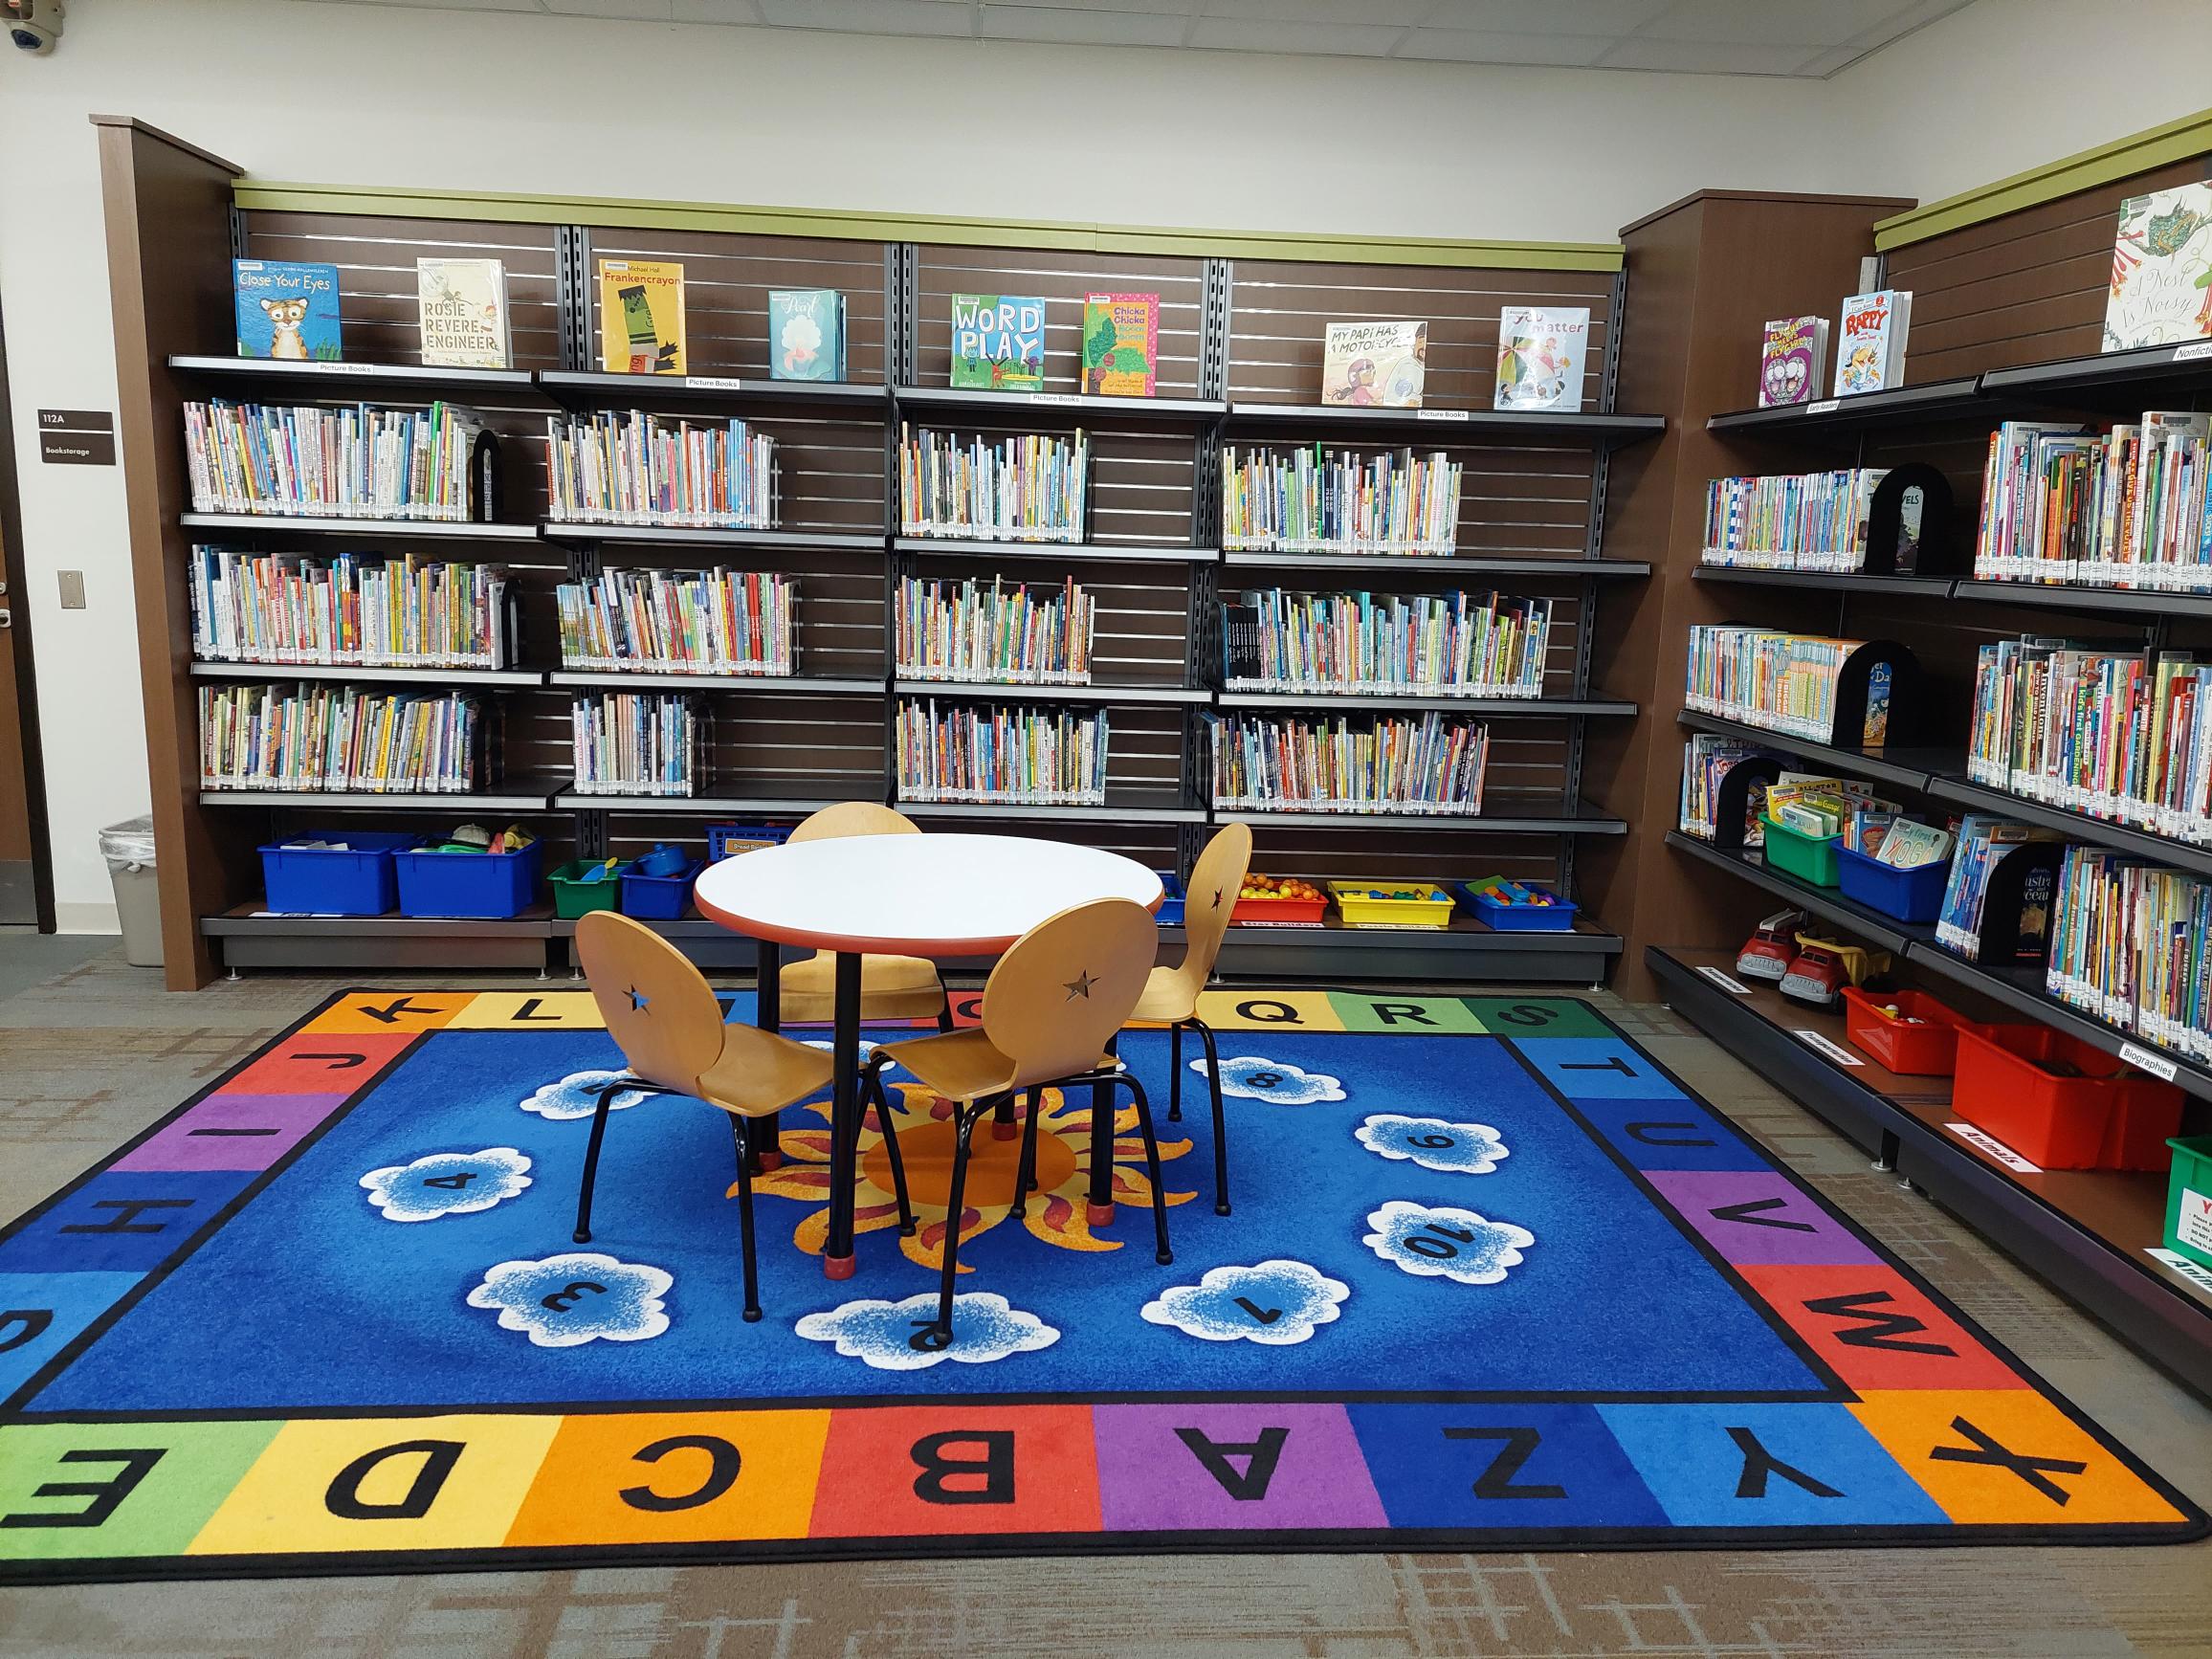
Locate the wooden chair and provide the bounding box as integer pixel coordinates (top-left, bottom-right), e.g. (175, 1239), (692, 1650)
(573, 910), (915, 1321)
(1130, 821), (1252, 1215)
(778, 802), (954, 1030)
(863, 897), (1169, 1343)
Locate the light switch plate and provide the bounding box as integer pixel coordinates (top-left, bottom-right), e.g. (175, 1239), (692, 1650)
(57, 570), (85, 609)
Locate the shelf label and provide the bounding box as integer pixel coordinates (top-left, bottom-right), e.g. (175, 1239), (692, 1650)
(2118, 1041), (2179, 1082)
(321, 362), (377, 376)
(1695, 963), (1752, 994)
(1028, 392), (1084, 407)
(1416, 408), (1471, 422)
(1805, 398), (1841, 415)
(2171, 341), (2212, 364)
(684, 376), (747, 391)
(2148, 1247), (2212, 1293)
(1792, 1029), (1863, 1067)
(1945, 1120), (2042, 1174)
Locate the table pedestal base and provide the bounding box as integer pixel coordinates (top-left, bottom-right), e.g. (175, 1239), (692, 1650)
(823, 1252), (856, 1281)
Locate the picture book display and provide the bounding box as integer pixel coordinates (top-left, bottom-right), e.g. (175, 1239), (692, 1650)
(1321, 321), (1427, 409)
(2049, 847), (2211, 1062)
(199, 683), (480, 794)
(898, 425), (1088, 542)
(1221, 445), (1462, 556)
(232, 260), (343, 362)
(416, 258), (510, 369)
(556, 568), (794, 676)
(1935, 813), (2061, 962)
(768, 289), (846, 382)
(1220, 586), (1550, 698)
(1678, 733), (1779, 845)
(1081, 293), (1159, 398)
(950, 295), (1047, 391)
(1702, 469), (1887, 572)
(1208, 710), (1488, 815)
(544, 411), (776, 529)
(185, 401), (491, 521)
(1758, 316), (1829, 408)
(896, 574), (1093, 685)
(1685, 626), (1885, 744)
(896, 698), (1108, 806)
(188, 549), (514, 670)
(572, 692), (697, 797)
(2103, 182), (2212, 352)
(1494, 307), (1587, 412)
(1973, 411), (2212, 592)
(598, 258), (686, 375)
(1833, 290), (1911, 397)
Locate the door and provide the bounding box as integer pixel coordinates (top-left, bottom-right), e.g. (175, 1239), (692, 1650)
(0, 305), (52, 927)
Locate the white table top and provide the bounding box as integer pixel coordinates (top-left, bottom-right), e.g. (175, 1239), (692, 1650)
(693, 832), (1165, 957)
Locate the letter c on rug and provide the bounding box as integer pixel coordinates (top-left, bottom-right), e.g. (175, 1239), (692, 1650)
(910, 1430), (1014, 1506)
(619, 1434), (741, 1513)
(323, 1439), (465, 1521)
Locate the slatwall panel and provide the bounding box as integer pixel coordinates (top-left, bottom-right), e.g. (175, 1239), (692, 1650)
(1238, 823), (1570, 890)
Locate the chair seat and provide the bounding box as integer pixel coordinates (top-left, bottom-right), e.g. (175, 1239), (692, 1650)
(695, 1022), (836, 1117)
(874, 1029), (1119, 1104)
(1132, 963), (1200, 1024)
(779, 948), (946, 1022)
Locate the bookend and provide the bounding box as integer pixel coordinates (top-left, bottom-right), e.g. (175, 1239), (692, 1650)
(1864, 463), (1956, 577)
(1825, 639), (1920, 752)
(1710, 755), (1784, 855)
(1957, 839), (2066, 965)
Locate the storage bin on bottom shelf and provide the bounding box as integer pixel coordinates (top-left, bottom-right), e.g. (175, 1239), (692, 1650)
(1231, 876), (1328, 926)
(1839, 985), (1969, 1074)
(393, 842), (542, 920)
(1761, 814), (1841, 887)
(259, 830), (420, 916)
(549, 859), (631, 919)
(706, 823), (792, 860)
(1153, 872), (1185, 927)
(621, 859), (703, 920)
(1328, 880), (1455, 929)
(2166, 1137), (2212, 1272)
(1836, 844), (1948, 924)
(1951, 1024), (2184, 1171)
(1458, 878), (1578, 932)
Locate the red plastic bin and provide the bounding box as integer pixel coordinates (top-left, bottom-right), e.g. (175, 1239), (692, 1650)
(1840, 985), (1971, 1075)
(1950, 1023), (2184, 1170)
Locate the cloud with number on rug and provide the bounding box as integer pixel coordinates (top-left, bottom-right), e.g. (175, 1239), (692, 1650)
(359, 1147), (532, 1222)
(466, 1252), (673, 1347)
(1139, 1260), (1350, 1346)
(519, 1070), (653, 1121)
(1189, 1055), (1345, 1104)
(1362, 1201), (1534, 1285)
(1354, 1114), (1509, 1175)
(795, 1292), (1058, 1371)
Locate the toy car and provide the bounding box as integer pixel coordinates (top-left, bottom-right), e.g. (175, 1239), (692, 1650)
(1736, 908), (1808, 984)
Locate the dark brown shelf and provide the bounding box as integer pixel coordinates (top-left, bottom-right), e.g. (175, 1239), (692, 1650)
(167, 355), (542, 398)
(539, 370), (890, 411)
(1222, 550), (1650, 579)
(1706, 377), (1987, 434)
(1224, 401), (1665, 447)
(894, 537), (1219, 564)
(893, 385), (1226, 424)
(893, 677), (1206, 705)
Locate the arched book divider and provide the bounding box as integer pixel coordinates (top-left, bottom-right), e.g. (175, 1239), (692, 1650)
(1826, 639), (1920, 751)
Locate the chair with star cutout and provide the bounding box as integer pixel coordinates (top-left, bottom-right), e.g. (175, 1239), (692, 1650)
(777, 802), (955, 1030)
(861, 896), (1170, 1343)
(1129, 820), (1251, 1215)
(573, 910), (915, 1322)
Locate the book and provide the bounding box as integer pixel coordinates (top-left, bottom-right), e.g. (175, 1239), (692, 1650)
(1494, 306), (1588, 412)
(416, 258), (509, 369)
(232, 260), (343, 362)
(1833, 290), (1911, 397)
(1322, 321), (1427, 409)
(2103, 182), (2212, 353)
(598, 258), (685, 376)
(950, 295), (1046, 391)
(1081, 292), (1158, 398)
(1758, 316), (1829, 408)
(768, 288), (845, 382)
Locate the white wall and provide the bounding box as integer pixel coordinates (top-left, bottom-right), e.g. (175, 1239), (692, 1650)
(0, 0), (2198, 925)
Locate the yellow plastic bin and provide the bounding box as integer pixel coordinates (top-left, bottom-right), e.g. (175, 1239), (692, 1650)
(1325, 880), (1455, 929)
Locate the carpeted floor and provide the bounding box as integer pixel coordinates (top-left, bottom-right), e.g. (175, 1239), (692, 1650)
(0, 948), (2207, 1654)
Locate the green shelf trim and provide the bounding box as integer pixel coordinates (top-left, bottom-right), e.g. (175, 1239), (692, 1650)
(231, 180), (1623, 274)
(1874, 103), (2212, 252)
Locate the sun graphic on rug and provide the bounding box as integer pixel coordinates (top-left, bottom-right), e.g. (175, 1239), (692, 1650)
(743, 1079), (1195, 1271)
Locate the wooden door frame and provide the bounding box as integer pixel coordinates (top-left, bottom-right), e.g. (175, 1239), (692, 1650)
(0, 294), (55, 932)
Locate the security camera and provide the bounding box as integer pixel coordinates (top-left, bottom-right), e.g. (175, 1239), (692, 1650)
(7, 0), (64, 55)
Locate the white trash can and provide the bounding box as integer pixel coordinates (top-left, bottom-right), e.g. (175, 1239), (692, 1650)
(100, 816), (162, 968)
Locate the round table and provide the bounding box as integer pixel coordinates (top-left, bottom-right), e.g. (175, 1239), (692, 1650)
(695, 833), (1165, 1277)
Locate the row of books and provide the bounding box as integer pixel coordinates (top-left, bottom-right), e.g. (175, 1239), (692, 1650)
(1684, 628), (1863, 742)
(1206, 712), (1489, 815)
(571, 692), (697, 797)
(199, 684), (480, 793)
(1221, 446), (1462, 556)
(894, 575), (1092, 685)
(2047, 847), (2212, 1065)
(1971, 413), (2212, 592)
(895, 699), (1108, 805)
(1220, 587), (1551, 697)
(1678, 734), (1777, 845)
(1935, 815), (2061, 962)
(188, 548), (515, 668)
(1967, 640), (2212, 846)
(1700, 470), (1885, 570)
(544, 411), (777, 529)
(897, 427), (1089, 544)
(555, 569), (794, 676)
(184, 401), (489, 521)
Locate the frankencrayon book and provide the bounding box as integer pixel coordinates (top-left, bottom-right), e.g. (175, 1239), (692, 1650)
(416, 258), (509, 369)
(233, 260), (343, 362)
(951, 295), (1046, 390)
(599, 258), (686, 376)
(1081, 292), (1158, 397)
(768, 289), (846, 382)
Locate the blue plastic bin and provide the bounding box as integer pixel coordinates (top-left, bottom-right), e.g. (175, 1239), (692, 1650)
(1458, 880), (1579, 932)
(1154, 872), (1186, 926)
(1836, 843), (1949, 923)
(621, 859), (703, 920)
(707, 822), (792, 860)
(259, 830), (420, 916)
(394, 841), (542, 919)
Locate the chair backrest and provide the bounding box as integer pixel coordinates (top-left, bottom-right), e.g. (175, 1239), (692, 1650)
(789, 801), (920, 844)
(1175, 821), (1252, 987)
(575, 910), (728, 1095)
(980, 897), (1158, 1087)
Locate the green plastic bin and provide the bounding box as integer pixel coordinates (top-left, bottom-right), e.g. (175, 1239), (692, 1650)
(2164, 1135), (2212, 1272)
(549, 858), (631, 920)
(1762, 813), (1842, 888)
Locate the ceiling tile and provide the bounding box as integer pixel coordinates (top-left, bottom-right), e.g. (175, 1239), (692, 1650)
(1598, 36), (1828, 74)
(1399, 26), (1610, 65)
(1637, 0), (1924, 49)
(543, 0), (672, 16)
(1187, 15), (1403, 54)
(980, 4), (1188, 44)
(673, 0), (761, 22)
(1420, 0), (1672, 34)
(1204, 0), (1436, 26)
(295, 0), (549, 10)
(754, 0), (970, 33)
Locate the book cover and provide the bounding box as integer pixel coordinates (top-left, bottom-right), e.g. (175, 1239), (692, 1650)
(1757, 316), (1828, 408)
(1494, 307), (1588, 412)
(768, 288), (846, 382)
(2104, 182), (2212, 352)
(1322, 321), (1427, 408)
(1833, 290), (1911, 397)
(416, 258), (509, 369)
(950, 295), (1046, 390)
(598, 258), (685, 376)
(1081, 292), (1158, 397)
(233, 260), (343, 362)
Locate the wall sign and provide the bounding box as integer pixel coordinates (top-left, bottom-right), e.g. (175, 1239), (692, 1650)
(37, 409), (116, 466)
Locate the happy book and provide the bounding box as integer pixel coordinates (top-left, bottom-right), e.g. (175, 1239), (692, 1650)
(951, 295), (1047, 390)
(233, 260), (343, 362)
(1081, 292), (1158, 397)
(598, 258), (686, 376)
(1833, 290), (1911, 397)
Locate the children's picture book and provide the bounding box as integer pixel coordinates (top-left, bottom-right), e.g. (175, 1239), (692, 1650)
(768, 289), (846, 382)
(1833, 290), (1912, 397)
(416, 258), (509, 369)
(950, 295), (1047, 390)
(1322, 321), (1427, 409)
(233, 260), (343, 362)
(1758, 316), (1829, 408)
(1494, 307), (1588, 412)
(1081, 292), (1159, 397)
(598, 258), (685, 376)
(2104, 182), (2212, 352)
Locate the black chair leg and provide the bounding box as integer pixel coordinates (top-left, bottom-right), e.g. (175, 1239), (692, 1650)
(1195, 1019), (1229, 1216)
(1168, 1022), (1183, 1122)
(1119, 1073), (1173, 1265)
(730, 1116), (763, 1323)
(931, 1104), (983, 1341)
(572, 1078), (634, 1245)
(936, 992), (957, 1034)
(1012, 1088), (1044, 1215)
(866, 1065), (918, 1235)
